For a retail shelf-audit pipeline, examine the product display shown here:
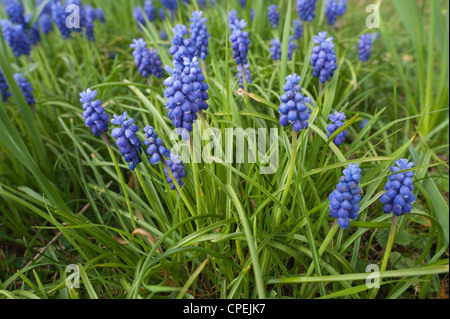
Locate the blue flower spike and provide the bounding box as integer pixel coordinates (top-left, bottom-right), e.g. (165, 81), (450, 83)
(111, 112), (143, 171)
(130, 38), (164, 79)
(80, 88), (109, 137)
(1, 19), (32, 57)
(358, 33), (379, 62)
(143, 126), (170, 165)
(326, 111), (347, 146)
(14, 73), (35, 106)
(229, 18), (251, 66)
(267, 5), (279, 29)
(310, 31), (338, 83)
(279, 74), (313, 133)
(0, 69), (11, 102)
(380, 159), (416, 216)
(190, 11), (210, 61)
(170, 24), (196, 66)
(292, 19), (303, 39)
(270, 38), (281, 61)
(164, 152), (186, 190)
(296, 0), (318, 22)
(329, 163), (362, 229)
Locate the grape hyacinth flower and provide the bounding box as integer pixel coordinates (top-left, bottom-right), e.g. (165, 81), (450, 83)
(24, 14), (40, 45)
(310, 31), (338, 83)
(0, 69), (11, 102)
(79, 88), (109, 137)
(66, 0), (84, 31)
(163, 60), (199, 140)
(380, 159), (416, 216)
(143, 126), (170, 165)
(267, 5), (279, 29)
(228, 9), (239, 25)
(5, 0), (26, 27)
(325, 0), (339, 25)
(296, 0), (318, 22)
(279, 74), (313, 132)
(169, 24), (196, 67)
(0, 19), (32, 57)
(84, 5), (96, 41)
(164, 152), (186, 190)
(326, 111), (347, 146)
(158, 8), (166, 21)
(229, 18), (251, 66)
(51, 1), (72, 38)
(183, 56), (209, 112)
(144, 0), (156, 22)
(288, 36), (297, 61)
(111, 112), (143, 171)
(358, 33), (379, 62)
(198, 0), (207, 7)
(159, 30), (168, 41)
(270, 38), (281, 61)
(95, 8), (105, 23)
(250, 8), (255, 22)
(130, 38), (164, 79)
(39, 14), (54, 35)
(239, 0), (247, 7)
(160, 0), (178, 18)
(359, 119), (369, 130)
(329, 163), (362, 229)
(292, 19), (303, 39)
(337, 0), (348, 16)
(133, 6), (146, 30)
(189, 11), (210, 61)
(236, 64), (251, 90)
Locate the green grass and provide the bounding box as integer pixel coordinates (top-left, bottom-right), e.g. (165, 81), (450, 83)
(0, 0), (448, 300)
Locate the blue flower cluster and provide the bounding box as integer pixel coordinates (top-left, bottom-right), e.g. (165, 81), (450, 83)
(84, 4), (96, 41)
(24, 13), (40, 45)
(288, 36), (297, 61)
(0, 69), (11, 102)
(279, 74), (313, 132)
(229, 18), (251, 66)
(169, 24), (196, 66)
(80, 88), (109, 137)
(51, 1), (72, 38)
(133, 6), (146, 30)
(143, 126), (171, 165)
(380, 159), (415, 216)
(130, 38), (164, 79)
(296, 0), (318, 22)
(13, 73), (35, 106)
(163, 59), (199, 140)
(144, 0), (156, 22)
(270, 38), (281, 61)
(337, 0), (348, 16)
(39, 12), (54, 35)
(164, 153), (186, 190)
(358, 33), (379, 62)
(239, 0), (247, 7)
(310, 31), (338, 83)
(0, 19), (31, 57)
(111, 112), (143, 171)
(292, 19), (303, 39)
(326, 111), (347, 146)
(5, 0), (25, 26)
(267, 5), (279, 29)
(190, 11), (210, 60)
(329, 163), (362, 229)
(228, 9), (239, 25)
(325, 0), (347, 25)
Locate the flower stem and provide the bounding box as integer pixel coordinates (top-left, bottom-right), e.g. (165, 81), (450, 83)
(189, 135), (202, 217)
(370, 215), (398, 299)
(101, 131), (137, 230)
